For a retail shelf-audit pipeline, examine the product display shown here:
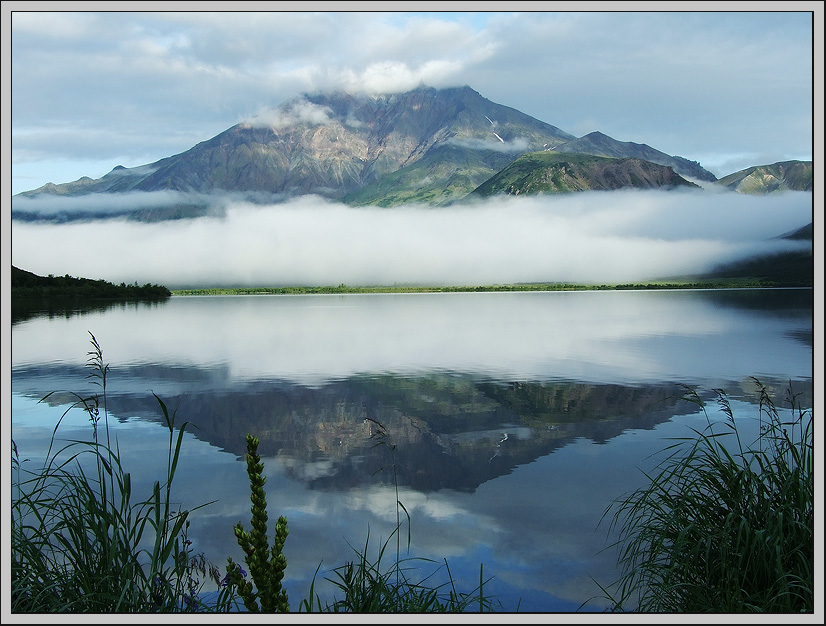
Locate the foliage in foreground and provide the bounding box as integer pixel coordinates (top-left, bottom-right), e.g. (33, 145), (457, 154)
(11, 333), (218, 612)
(301, 531), (499, 613)
(600, 379), (814, 613)
(11, 333), (499, 613)
(222, 434), (289, 613)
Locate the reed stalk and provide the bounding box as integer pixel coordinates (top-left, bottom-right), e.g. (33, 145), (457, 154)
(599, 379), (813, 613)
(11, 332), (221, 612)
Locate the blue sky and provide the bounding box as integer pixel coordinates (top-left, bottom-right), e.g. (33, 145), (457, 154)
(5, 5), (820, 195)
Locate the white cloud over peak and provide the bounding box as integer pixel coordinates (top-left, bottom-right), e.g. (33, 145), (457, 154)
(8, 10), (817, 196)
(244, 98), (334, 129)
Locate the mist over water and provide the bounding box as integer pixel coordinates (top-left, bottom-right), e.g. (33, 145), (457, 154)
(11, 189), (812, 288)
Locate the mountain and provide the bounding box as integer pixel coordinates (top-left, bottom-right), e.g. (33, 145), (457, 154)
(680, 220), (813, 287)
(715, 160), (813, 193)
(700, 248), (813, 287)
(18, 86), (573, 202)
(778, 222), (813, 240)
(469, 151), (699, 197)
(551, 131), (717, 182)
(15, 85), (723, 213)
(341, 143), (519, 206)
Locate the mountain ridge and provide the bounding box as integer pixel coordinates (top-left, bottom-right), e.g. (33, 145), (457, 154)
(19, 86), (574, 200)
(552, 131), (716, 182)
(16, 85), (732, 214)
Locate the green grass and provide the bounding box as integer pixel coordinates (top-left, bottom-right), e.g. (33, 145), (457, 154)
(171, 279), (788, 296)
(300, 531), (500, 613)
(598, 380), (814, 613)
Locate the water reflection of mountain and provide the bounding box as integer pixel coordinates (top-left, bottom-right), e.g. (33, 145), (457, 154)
(701, 288), (814, 348)
(167, 375), (696, 493)
(699, 287), (813, 314)
(20, 364), (798, 493)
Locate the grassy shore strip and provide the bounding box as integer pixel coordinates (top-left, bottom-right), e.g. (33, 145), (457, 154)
(171, 279), (791, 296)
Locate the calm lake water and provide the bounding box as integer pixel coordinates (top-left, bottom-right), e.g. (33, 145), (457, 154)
(10, 289), (814, 613)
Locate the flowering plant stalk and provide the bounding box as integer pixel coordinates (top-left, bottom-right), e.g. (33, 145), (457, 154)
(224, 433), (289, 612)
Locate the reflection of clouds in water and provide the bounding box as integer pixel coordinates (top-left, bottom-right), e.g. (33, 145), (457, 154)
(10, 272), (813, 612)
(10, 290), (813, 386)
(8, 383), (799, 610)
(343, 485), (483, 525)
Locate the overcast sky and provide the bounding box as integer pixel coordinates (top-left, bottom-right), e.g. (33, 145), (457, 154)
(5, 5), (820, 196)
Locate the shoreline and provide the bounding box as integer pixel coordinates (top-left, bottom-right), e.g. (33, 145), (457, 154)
(171, 280), (813, 296)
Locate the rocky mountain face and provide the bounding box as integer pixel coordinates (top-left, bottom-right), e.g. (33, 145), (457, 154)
(715, 160), (813, 193)
(19, 86), (573, 201)
(470, 151), (698, 197)
(17, 85), (726, 213)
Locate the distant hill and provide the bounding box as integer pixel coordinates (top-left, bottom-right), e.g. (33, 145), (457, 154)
(779, 222), (814, 240)
(701, 249), (813, 287)
(551, 131), (716, 182)
(687, 221), (813, 287)
(341, 143), (518, 206)
(715, 160), (813, 193)
(469, 151), (698, 197)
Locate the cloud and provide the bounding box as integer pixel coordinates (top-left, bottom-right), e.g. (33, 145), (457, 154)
(10, 189), (812, 289)
(334, 59), (466, 95)
(9, 11), (815, 195)
(243, 98), (334, 129)
(11, 189), (219, 219)
(11, 11), (94, 39)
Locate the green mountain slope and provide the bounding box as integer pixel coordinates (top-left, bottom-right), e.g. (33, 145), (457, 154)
(341, 143), (517, 207)
(715, 160), (813, 193)
(469, 151), (699, 197)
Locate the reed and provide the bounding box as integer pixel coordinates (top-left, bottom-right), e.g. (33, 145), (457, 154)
(301, 530), (498, 613)
(11, 333), (221, 612)
(11, 333), (500, 614)
(599, 379), (814, 613)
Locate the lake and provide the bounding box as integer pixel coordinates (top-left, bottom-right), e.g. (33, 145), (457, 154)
(10, 288), (814, 613)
